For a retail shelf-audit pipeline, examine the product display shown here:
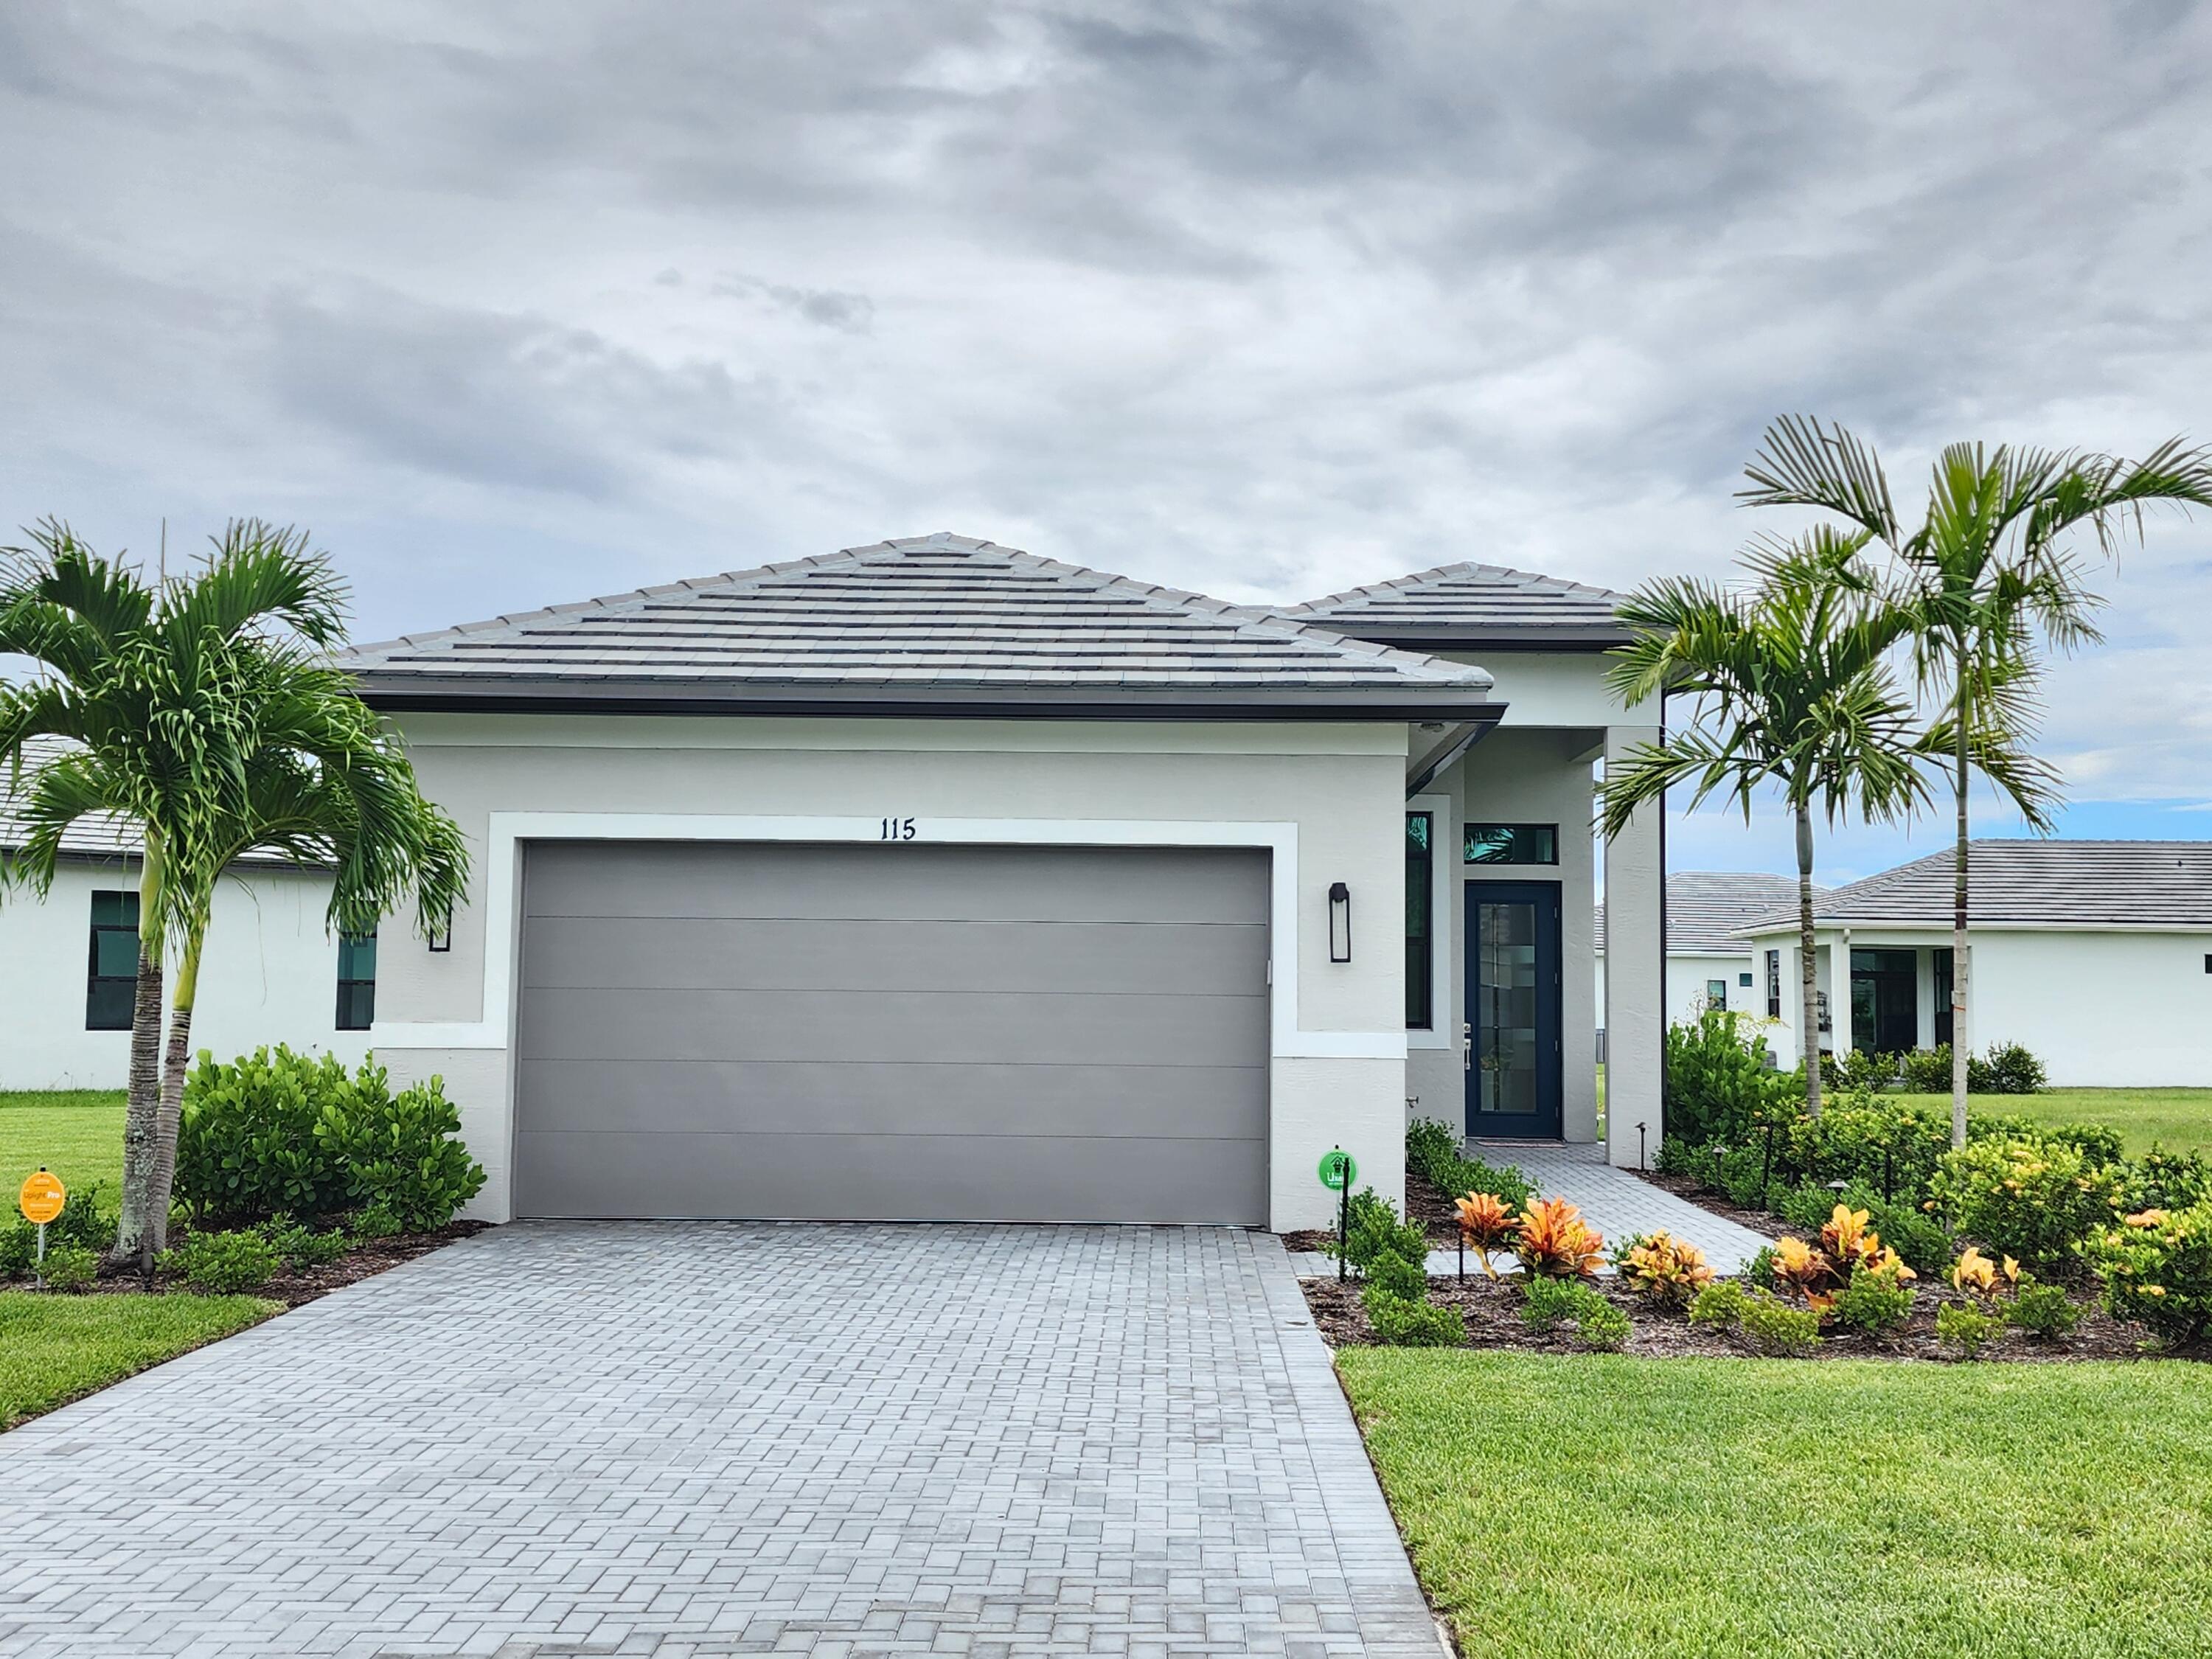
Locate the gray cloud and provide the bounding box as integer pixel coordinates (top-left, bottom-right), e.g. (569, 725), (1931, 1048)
(3, 0), (2211, 849)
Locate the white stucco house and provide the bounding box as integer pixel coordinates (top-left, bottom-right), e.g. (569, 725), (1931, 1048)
(0, 739), (375, 1089)
(1740, 841), (2212, 1087)
(335, 534), (1663, 1228)
(1594, 872), (1810, 1038)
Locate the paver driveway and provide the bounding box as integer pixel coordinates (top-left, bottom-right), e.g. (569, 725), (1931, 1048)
(0, 1224), (1439, 1658)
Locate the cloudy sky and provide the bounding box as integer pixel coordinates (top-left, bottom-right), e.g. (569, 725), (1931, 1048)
(4, 1), (2209, 882)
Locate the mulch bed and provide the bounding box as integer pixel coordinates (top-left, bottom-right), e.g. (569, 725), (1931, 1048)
(1300, 1270), (2204, 1364)
(65, 1221), (490, 1309)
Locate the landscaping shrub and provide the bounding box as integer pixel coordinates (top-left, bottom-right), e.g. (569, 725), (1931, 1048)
(1363, 1289), (1466, 1347)
(1616, 1231), (1714, 1306)
(1522, 1276), (1607, 1332)
(1930, 1137), (2127, 1274)
(1898, 1043), (1955, 1093)
(1405, 1119), (1537, 1214)
(1831, 1262), (1916, 1335)
(1935, 1301), (2000, 1360)
(1826, 1046), (1900, 1093)
(1366, 1248), (1430, 1303)
(1663, 1009), (1793, 1144)
(349, 1202), (403, 1241)
(1739, 1290), (1820, 1355)
(1968, 1042), (2047, 1095)
(1745, 1245), (1778, 1291)
(161, 1229), (279, 1295)
(2006, 1281), (2081, 1340)
(1513, 1197), (1605, 1279)
(1778, 1096), (1950, 1201)
(1688, 1279), (1749, 1330)
(260, 1217), (349, 1273)
(38, 1241), (99, 1293)
(1334, 1189), (1431, 1275)
(4, 1185), (116, 1279)
(1775, 1181), (1950, 1276)
(2126, 1150), (2212, 1212)
(177, 1048), (485, 1231)
(1573, 1298), (1632, 1352)
(2092, 1202), (2212, 1348)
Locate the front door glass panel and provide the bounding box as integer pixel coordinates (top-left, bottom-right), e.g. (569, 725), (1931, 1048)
(1464, 880), (1562, 1138)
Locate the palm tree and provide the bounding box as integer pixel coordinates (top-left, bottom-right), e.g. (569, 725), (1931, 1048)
(1741, 418), (2212, 1144)
(1599, 530), (1928, 1117)
(0, 521), (467, 1259)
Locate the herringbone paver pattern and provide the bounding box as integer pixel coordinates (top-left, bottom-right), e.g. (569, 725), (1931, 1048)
(0, 1225), (1438, 1658)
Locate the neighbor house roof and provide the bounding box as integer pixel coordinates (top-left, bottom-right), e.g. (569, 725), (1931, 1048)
(1596, 871), (1810, 956)
(0, 736), (308, 869)
(341, 533), (1508, 721)
(1736, 841), (2212, 933)
(1288, 561), (1629, 651)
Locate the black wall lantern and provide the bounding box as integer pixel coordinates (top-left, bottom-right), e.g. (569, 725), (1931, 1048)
(1327, 881), (1352, 964)
(427, 910), (452, 953)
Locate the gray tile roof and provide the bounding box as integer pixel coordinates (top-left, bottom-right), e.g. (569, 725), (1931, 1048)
(1736, 841), (2212, 932)
(341, 534), (1503, 717)
(1289, 561), (1629, 650)
(1, 735), (310, 869)
(1596, 871), (1811, 956)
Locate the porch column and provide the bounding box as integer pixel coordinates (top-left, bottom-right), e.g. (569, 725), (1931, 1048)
(1828, 936), (1852, 1059)
(1603, 726), (1663, 1167)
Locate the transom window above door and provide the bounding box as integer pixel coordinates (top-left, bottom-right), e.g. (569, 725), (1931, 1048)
(1464, 823), (1558, 866)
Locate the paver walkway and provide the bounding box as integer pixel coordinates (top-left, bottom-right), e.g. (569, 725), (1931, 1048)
(1290, 1141), (1771, 1278)
(0, 1224), (1439, 1658)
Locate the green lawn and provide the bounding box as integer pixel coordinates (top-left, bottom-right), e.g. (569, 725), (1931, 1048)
(0, 1089), (124, 1200)
(1340, 1349), (2212, 1659)
(1893, 1087), (2212, 1157)
(0, 1290), (279, 1430)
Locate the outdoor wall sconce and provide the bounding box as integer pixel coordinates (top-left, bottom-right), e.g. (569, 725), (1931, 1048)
(428, 912), (452, 953)
(1328, 881), (1352, 964)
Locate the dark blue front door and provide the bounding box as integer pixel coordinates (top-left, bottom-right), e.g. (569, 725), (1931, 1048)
(1464, 880), (1563, 1139)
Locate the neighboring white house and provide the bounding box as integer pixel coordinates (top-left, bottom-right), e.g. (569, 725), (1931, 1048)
(338, 534), (1665, 1228)
(1596, 871), (1811, 1037)
(1738, 841), (2212, 1087)
(0, 739), (375, 1089)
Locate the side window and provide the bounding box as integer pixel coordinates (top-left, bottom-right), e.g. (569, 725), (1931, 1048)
(1405, 813), (1433, 1029)
(86, 890), (141, 1031)
(336, 930), (378, 1032)
(1705, 978), (1728, 1012)
(1765, 948), (1782, 1018)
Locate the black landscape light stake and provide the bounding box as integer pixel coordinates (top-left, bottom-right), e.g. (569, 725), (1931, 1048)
(1760, 1121), (1778, 1210)
(1338, 1165), (1350, 1284)
(1458, 1225), (1465, 1283)
(1637, 1121), (1647, 1171)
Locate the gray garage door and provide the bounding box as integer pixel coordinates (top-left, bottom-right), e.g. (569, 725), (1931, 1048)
(514, 841), (1270, 1223)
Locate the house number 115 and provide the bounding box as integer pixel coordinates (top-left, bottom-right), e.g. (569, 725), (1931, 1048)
(880, 817), (917, 840)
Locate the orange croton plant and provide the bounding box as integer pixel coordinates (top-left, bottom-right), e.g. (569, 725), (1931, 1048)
(1513, 1196), (1606, 1279)
(1455, 1192), (1520, 1280)
(1949, 1244), (2020, 1301)
(1619, 1231), (1715, 1306)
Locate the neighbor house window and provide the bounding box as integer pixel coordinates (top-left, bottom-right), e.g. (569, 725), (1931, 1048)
(1405, 812), (1433, 1029)
(86, 890), (140, 1031)
(336, 931), (378, 1031)
(1933, 947), (1954, 1048)
(1705, 979), (1728, 1012)
(1765, 949), (1781, 1018)
(1738, 971), (1753, 988)
(1464, 823), (1558, 865)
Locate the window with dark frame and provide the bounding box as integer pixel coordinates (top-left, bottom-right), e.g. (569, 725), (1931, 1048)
(86, 890), (140, 1031)
(1405, 812), (1433, 1029)
(1765, 948), (1781, 1018)
(336, 930), (378, 1032)
(1705, 979), (1728, 1012)
(1933, 947), (1955, 1048)
(1463, 823), (1559, 865)
(1738, 971), (1754, 987)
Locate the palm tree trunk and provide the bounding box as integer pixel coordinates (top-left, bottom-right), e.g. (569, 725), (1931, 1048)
(112, 840), (166, 1268)
(1796, 802), (1823, 1119)
(1951, 685), (1971, 1149)
(148, 914), (206, 1253)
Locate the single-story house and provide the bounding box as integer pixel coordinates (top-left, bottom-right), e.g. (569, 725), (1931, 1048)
(341, 533), (1665, 1228)
(0, 739), (375, 1089)
(1739, 840), (2212, 1087)
(1595, 872), (1812, 1039)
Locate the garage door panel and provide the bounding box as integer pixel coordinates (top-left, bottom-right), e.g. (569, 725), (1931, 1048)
(517, 1059), (1268, 1138)
(515, 842), (1270, 1224)
(521, 914), (1268, 996)
(517, 986), (1269, 1066)
(513, 1129), (1270, 1224)
(524, 841), (1270, 926)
